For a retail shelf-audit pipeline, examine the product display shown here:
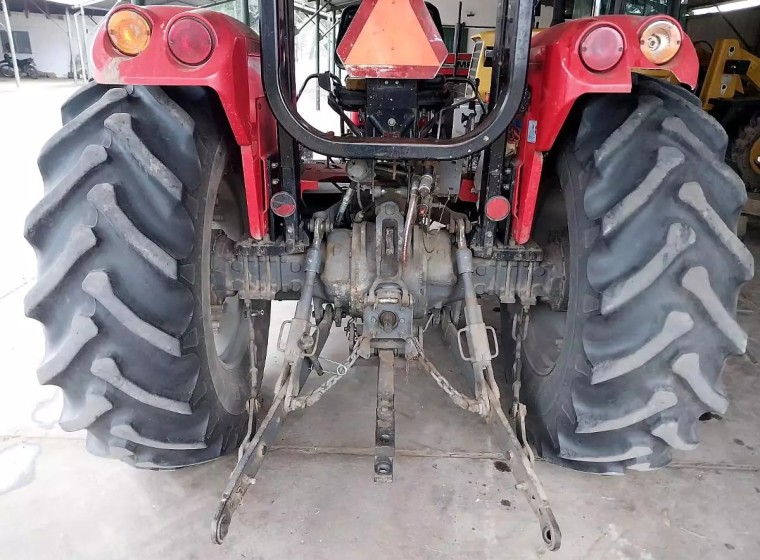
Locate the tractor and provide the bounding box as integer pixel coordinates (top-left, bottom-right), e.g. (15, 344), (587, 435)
(24, 0), (752, 550)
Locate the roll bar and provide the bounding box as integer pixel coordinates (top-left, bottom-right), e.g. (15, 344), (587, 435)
(258, 0), (533, 160)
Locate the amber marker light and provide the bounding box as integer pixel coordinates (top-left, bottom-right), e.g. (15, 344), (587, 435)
(107, 9), (151, 56)
(639, 20), (681, 65)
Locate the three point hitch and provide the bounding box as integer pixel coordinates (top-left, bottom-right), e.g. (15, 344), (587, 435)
(211, 216), (561, 551)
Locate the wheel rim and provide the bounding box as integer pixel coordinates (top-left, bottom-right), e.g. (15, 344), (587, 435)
(522, 305), (565, 376)
(521, 188), (569, 377)
(208, 179), (249, 371)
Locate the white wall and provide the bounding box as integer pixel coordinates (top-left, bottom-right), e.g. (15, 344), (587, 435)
(431, 0), (554, 42)
(685, 9), (760, 53)
(2, 11), (102, 78)
(432, 0), (498, 28)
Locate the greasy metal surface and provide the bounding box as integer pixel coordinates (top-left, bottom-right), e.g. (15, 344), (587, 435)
(214, 221), (330, 543)
(229, 233), (550, 313)
(323, 221), (456, 318)
(211, 383), (289, 544)
(486, 385), (562, 551)
(374, 350), (395, 482)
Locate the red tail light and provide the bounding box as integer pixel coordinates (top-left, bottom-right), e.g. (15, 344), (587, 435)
(579, 26), (625, 72)
(168, 17), (214, 66)
(271, 192), (296, 218)
(485, 196), (510, 222)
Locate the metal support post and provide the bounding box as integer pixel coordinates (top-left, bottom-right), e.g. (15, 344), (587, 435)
(78, 6), (90, 80)
(453, 1), (462, 74)
(65, 9), (78, 83)
(314, 0), (320, 111)
(1, 0), (20, 87)
(331, 8), (338, 77)
(242, 0), (250, 27)
(72, 7), (86, 81)
(296, 0), (331, 34)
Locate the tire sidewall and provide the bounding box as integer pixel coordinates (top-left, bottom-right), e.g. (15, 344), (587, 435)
(520, 150), (595, 453)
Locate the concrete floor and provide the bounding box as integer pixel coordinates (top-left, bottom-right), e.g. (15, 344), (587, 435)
(1, 80), (759, 559)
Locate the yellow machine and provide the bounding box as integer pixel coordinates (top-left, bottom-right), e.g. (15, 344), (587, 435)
(467, 29), (543, 101)
(699, 39), (760, 191)
(467, 30), (494, 101)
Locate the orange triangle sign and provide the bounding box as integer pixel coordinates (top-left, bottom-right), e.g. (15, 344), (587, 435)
(337, 0), (448, 79)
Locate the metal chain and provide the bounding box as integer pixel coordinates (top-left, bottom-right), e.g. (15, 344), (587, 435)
(510, 305), (534, 463)
(239, 301), (264, 460)
(509, 306), (529, 415)
(289, 338), (364, 410)
(410, 338), (485, 415)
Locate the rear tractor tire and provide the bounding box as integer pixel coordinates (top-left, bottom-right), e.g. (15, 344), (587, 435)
(509, 77), (753, 474)
(25, 84), (270, 468)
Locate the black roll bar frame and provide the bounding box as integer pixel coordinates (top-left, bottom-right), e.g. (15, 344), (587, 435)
(258, 0), (533, 161)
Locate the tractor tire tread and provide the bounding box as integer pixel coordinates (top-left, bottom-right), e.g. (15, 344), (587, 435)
(25, 85), (248, 468)
(523, 78), (751, 473)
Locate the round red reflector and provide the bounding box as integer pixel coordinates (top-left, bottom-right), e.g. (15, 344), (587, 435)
(271, 192), (296, 218)
(485, 196), (510, 222)
(167, 17), (213, 66)
(579, 26), (624, 73)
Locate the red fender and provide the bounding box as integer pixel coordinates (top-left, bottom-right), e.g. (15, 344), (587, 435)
(91, 9), (698, 246)
(90, 6), (277, 240)
(512, 15), (698, 244)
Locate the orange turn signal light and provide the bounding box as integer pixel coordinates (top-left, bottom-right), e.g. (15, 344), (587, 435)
(639, 20), (681, 65)
(107, 9), (151, 56)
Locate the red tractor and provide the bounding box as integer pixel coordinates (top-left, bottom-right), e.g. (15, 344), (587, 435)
(24, 0), (752, 550)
